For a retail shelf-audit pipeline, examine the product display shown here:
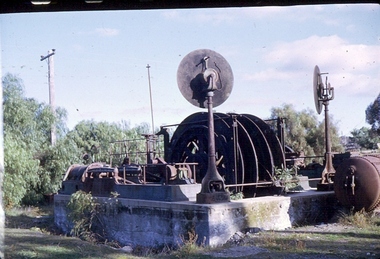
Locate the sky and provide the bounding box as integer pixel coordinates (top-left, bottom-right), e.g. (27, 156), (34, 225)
(1, 4), (379, 136)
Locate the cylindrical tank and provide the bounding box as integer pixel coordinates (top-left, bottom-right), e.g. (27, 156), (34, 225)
(334, 155), (380, 211)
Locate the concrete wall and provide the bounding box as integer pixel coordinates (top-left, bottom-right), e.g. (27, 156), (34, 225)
(54, 191), (336, 248)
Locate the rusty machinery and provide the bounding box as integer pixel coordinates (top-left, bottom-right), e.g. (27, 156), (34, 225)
(312, 66), (380, 212)
(60, 49), (288, 201)
(334, 155), (380, 212)
(60, 110), (290, 200)
(166, 112), (285, 198)
(177, 49), (234, 203)
(59, 53), (380, 211)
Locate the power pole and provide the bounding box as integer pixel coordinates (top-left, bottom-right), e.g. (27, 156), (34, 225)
(41, 49), (56, 146)
(146, 64), (155, 135)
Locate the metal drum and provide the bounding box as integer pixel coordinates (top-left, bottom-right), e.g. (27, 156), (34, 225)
(334, 155), (380, 211)
(168, 112), (285, 197)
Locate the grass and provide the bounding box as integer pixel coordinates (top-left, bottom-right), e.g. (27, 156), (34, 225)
(238, 210), (380, 258)
(338, 208), (378, 228)
(4, 205), (380, 259)
(4, 206), (139, 259)
(5, 228), (134, 259)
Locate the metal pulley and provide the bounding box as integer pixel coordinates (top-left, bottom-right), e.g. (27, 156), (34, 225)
(177, 49), (234, 203)
(177, 49), (233, 108)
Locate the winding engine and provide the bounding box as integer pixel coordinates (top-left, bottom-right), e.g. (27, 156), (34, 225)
(58, 49), (380, 211)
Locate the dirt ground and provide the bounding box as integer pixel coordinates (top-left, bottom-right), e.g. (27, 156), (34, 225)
(201, 221), (380, 259)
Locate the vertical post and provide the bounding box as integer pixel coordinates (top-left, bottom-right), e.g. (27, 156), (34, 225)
(207, 93), (217, 180)
(146, 64), (155, 135)
(277, 117), (285, 152)
(196, 80), (230, 204)
(41, 49), (56, 146)
(315, 70), (335, 191)
(232, 115), (239, 193)
(320, 101), (335, 184)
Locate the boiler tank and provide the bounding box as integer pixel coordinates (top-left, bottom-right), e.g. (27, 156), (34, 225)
(334, 155), (380, 211)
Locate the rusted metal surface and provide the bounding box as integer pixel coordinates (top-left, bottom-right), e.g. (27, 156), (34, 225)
(334, 155), (380, 211)
(168, 112), (286, 198)
(177, 49), (233, 203)
(177, 49), (233, 109)
(59, 159), (197, 197)
(313, 66), (336, 189)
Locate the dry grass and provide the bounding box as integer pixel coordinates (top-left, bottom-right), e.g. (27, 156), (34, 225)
(4, 205), (380, 259)
(338, 209), (376, 228)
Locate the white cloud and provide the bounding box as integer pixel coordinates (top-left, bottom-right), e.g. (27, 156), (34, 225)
(243, 35), (380, 97)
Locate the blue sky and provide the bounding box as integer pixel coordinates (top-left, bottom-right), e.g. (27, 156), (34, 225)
(1, 4), (379, 135)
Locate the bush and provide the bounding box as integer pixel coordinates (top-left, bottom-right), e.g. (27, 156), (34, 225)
(338, 209), (375, 228)
(67, 191), (99, 241)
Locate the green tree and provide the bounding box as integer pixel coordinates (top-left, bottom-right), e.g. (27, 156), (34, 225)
(3, 133), (39, 207)
(3, 73), (74, 207)
(3, 73), (162, 207)
(365, 92), (380, 134)
(270, 103), (343, 161)
(65, 120), (151, 165)
(350, 127), (380, 150)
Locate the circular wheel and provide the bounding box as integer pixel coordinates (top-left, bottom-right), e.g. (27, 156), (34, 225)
(169, 112), (264, 197)
(177, 49), (234, 108)
(169, 113), (234, 184)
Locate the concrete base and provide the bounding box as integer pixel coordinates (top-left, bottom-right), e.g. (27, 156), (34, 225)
(54, 190), (336, 248)
(196, 191), (231, 204)
(114, 183), (202, 202)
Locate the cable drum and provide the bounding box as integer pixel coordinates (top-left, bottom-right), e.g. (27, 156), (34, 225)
(168, 112), (285, 197)
(169, 112), (236, 187)
(334, 155), (380, 212)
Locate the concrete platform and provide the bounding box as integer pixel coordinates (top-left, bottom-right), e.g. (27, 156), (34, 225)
(54, 190), (336, 248)
(113, 183), (202, 201)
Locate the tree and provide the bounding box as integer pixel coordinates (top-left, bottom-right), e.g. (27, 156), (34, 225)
(350, 127), (380, 150)
(365, 92), (380, 134)
(269, 103), (343, 161)
(65, 120), (151, 165)
(3, 133), (39, 207)
(3, 73), (162, 207)
(2, 73), (73, 207)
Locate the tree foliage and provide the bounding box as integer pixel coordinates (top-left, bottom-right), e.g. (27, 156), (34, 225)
(3, 133), (39, 207)
(65, 120), (151, 165)
(3, 73), (153, 207)
(349, 93), (380, 151)
(350, 127), (380, 150)
(2, 73), (77, 207)
(270, 103), (343, 160)
(365, 92), (380, 133)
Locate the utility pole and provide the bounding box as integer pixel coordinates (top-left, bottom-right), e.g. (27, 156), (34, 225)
(146, 64), (155, 135)
(41, 49), (56, 146)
